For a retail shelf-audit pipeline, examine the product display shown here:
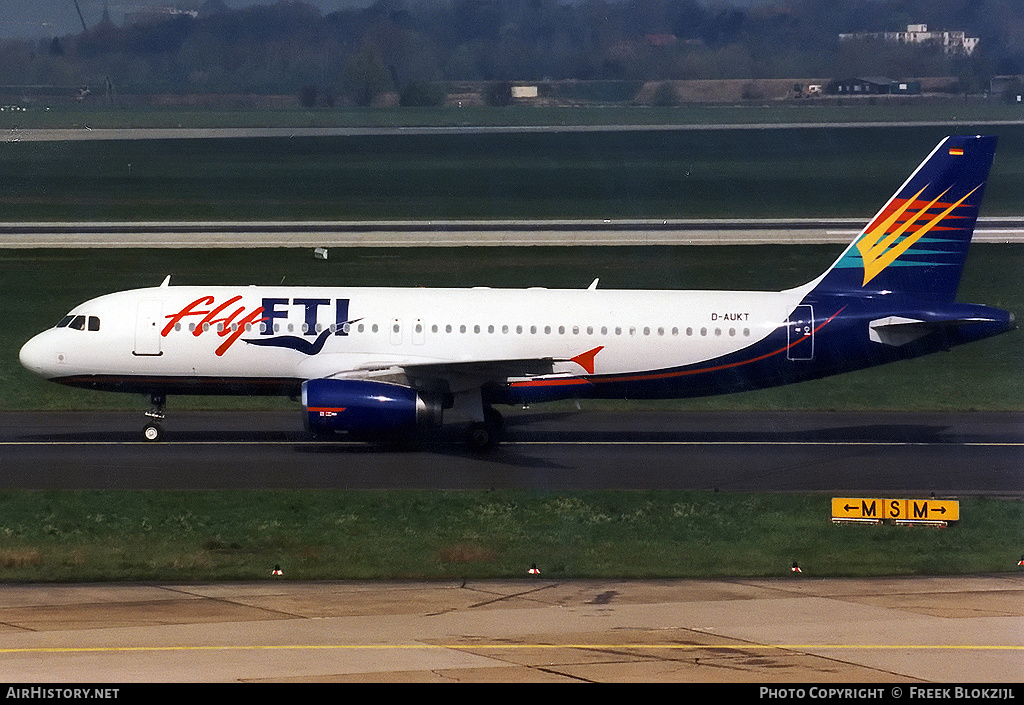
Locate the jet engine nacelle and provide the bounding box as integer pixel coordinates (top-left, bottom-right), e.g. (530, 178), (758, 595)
(302, 378), (443, 437)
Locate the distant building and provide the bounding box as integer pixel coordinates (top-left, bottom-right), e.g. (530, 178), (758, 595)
(511, 86), (539, 99)
(840, 24), (979, 56)
(829, 77), (920, 95)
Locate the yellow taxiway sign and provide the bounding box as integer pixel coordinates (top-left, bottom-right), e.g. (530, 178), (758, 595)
(832, 498), (959, 523)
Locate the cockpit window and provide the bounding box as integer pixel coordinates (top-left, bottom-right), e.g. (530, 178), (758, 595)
(56, 315), (99, 331)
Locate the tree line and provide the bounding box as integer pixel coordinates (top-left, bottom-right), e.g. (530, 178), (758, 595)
(1, 0), (1021, 105)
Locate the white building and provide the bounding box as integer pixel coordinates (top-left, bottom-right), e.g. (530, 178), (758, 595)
(840, 24), (979, 56)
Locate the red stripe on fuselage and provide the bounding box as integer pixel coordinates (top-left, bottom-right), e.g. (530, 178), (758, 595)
(509, 307), (845, 389)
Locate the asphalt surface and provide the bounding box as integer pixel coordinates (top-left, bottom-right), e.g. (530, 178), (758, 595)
(7, 120), (1024, 143)
(1, 410), (1021, 493)
(2, 217), (1023, 247)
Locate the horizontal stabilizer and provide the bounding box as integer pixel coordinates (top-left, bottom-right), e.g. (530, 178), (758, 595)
(869, 313), (1008, 346)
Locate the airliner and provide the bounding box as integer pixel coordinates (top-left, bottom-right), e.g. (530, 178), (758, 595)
(19, 135), (1015, 449)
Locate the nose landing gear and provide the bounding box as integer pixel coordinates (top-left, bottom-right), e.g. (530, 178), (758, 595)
(142, 394), (166, 442)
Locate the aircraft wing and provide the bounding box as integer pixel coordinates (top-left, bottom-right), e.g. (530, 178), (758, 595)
(300, 346), (604, 386)
(400, 356), (560, 379)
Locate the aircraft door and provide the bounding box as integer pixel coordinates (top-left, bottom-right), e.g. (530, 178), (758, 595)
(786, 305), (814, 360)
(134, 299), (164, 356)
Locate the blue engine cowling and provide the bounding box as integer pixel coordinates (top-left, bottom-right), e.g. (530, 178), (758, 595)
(302, 379), (443, 437)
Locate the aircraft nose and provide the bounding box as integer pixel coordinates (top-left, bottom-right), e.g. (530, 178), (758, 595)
(19, 332), (60, 379)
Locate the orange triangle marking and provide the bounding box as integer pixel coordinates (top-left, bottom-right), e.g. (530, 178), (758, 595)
(570, 346), (604, 375)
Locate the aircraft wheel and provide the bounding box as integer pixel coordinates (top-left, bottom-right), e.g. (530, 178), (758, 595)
(466, 419), (500, 452)
(142, 422), (164, 442)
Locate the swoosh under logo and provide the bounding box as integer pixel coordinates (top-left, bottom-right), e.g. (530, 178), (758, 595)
(243, 329), (333, 355)
(243, 318), (364, 355)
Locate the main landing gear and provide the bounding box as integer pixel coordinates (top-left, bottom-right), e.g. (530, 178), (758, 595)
(142, 393), (166, 442)
(466, 406), (504, 452)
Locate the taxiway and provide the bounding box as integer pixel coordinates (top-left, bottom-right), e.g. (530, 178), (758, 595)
(1, 410), (1020, 493)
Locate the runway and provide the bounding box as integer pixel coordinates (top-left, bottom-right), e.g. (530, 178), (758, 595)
(8, 120), (1024, 143)
(0, 576), (1021, 683)
(2, 217), (1023, 247)
(1, 410), (1021, 493)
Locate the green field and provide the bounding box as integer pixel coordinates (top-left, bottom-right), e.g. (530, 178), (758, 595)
(2, 123), (1024, 221)
(1, 490), (1020, 582)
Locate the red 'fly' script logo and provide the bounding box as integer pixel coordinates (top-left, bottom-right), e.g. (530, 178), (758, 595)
(162, 296), (266, 356)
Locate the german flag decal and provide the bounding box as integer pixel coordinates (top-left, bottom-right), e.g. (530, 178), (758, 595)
(949, 147), (964, 156)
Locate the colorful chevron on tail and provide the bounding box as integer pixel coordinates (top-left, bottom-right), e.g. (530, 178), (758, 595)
(812, 135), (997, 301)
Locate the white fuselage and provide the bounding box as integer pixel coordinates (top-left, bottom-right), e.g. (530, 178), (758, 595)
(20, 283), (811, 393)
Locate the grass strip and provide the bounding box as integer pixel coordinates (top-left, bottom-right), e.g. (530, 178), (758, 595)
(3, 124), (1024, 221)
(0, 490), (1020, 582)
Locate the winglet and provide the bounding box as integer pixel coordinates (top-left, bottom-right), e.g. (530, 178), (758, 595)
(570, 345), (604, 375)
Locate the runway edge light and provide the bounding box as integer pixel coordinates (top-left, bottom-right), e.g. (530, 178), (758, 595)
(272, 564), (283, 576)
(791, 562), (802, 574)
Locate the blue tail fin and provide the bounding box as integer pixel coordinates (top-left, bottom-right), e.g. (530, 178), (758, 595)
(811, 135), (997, 301)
